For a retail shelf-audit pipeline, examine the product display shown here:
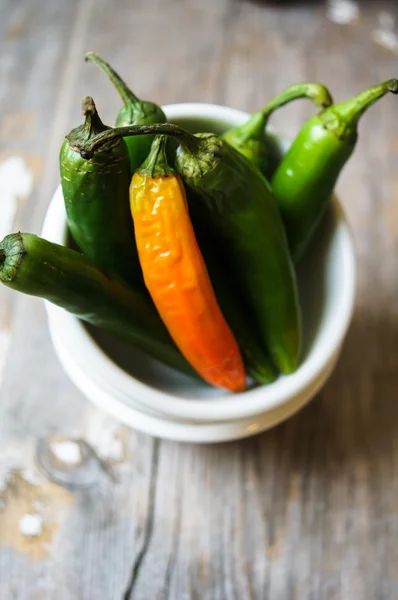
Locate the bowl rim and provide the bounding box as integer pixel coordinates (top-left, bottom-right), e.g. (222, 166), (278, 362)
(47, 313), (341, 442)
(42, 102), (357, 423)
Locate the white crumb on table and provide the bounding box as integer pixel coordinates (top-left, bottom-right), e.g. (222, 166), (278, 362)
(86, 411), (124, 462)
(50, 440), (82, 465)
(327, 0), (359, 25)
(101, 437), (123, 462)
(19, 513), (43, 537)
(371, 13), (398, 54)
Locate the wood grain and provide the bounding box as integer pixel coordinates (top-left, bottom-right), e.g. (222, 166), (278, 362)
(1, 0), (398, 598)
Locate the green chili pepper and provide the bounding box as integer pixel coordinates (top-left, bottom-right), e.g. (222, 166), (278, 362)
(0, 232), (198, 379)
(176, 139), (301, 374)
(193, 219), (277, 384)
(271, 78), (398, 263)
(85, 52), (167, 171)
(60, 96), (141, 286)
(79, 124), (301, 375)
(222, 82), (333, 178)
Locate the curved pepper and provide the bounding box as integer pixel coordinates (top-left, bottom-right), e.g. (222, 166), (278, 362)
(192, 218), (277, 385)
(271, 79), (398, 263)
(130, 135), (246, 391)
(175, 136), (301, 375)
(222, 82), (333, 178)
(61, 97), (142, 286)
(0, 233), (198, 379)
(81, 124), (301, 375)
(85, 52), (166, 171)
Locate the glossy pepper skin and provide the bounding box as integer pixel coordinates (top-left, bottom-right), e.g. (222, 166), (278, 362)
(80, 123), (301, 375)
(61, 97), (141, 286)
(271, 79), (398, 263)
(0, 233), (198, 379)
(130, 136), (246, 391)
(192, 218), (276, 385)
(222, 82), (333, 178)
(85, 52), (167, 172)
(175, 135), (301, 375)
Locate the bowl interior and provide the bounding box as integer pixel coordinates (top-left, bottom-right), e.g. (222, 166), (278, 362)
(82, 110), (346, 401)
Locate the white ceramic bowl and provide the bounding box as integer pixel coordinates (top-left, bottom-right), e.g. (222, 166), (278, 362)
(41, 103), (356, 443)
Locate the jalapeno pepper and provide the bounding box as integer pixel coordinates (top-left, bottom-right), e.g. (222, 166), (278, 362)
(85, 52), (167, 171)
(80, 124), (301, 375)
(130, 135), (246, 391)
(0, 232), (198, 379)
(222, 82), (333, 178)
(271, 78), (398, 263)
(176, 137), (301, 374)
(60, 96), (141, 286)
(192, 218), (277, 385)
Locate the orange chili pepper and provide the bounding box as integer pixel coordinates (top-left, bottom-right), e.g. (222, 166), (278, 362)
(130, 135), (246, 392)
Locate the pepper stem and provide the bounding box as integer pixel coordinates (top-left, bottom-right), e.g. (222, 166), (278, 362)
(321, 79), (398, 140)
(260, 82), (333, 120)
(85, 52), (141, 108)
(81, 96), (108, 132)
(66, 96), (113, 153)
(225, 82), (333, 145)
(139, 135), (174, 178)
(78, 123), (201, 159)
(228, 111), (267, 144)
(0, 233), (26, 283)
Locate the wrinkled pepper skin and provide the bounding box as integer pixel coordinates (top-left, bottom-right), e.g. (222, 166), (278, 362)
(271, 79), (398, 263)
(222, 82), (333, 178)
(130, 136), (246, 391)
(188, 196), (277, 385)
(85, 52), (166, 172)
(0, 233), (198, 379)
(75, 123), (302, 374)
(176, 135), (301, 375)
(60, 97), (142, 286)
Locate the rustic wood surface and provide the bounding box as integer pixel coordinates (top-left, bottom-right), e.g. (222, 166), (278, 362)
(1, 0), (398, 598)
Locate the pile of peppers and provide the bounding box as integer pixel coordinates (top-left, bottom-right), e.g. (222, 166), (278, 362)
(1, 53), (397, 392)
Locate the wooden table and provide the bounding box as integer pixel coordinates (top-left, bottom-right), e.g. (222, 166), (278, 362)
(1, 1), (398, 598)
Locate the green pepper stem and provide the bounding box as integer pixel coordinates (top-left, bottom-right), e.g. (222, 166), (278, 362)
(331, 79), (398, 126)
(227, 82), (333, 145)
(139, 135), (174, 178)
(0, 233), (25, 283)
(79, 123), (201, 159)
(229, 111), (267, 144)
(66, 96), (111, 152)
(261, 82), (333, 120)
(320, 79), (398, 141)
(81, 96), (108, 133)
(85, 52), (141, 108)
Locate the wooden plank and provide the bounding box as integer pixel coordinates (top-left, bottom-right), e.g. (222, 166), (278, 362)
(0, 0), (158, 598)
